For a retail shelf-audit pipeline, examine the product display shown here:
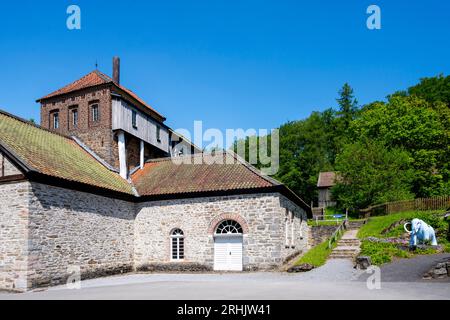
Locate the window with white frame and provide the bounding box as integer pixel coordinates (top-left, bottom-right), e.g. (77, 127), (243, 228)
(71, 108), (78, 128)
(299, 217), (303, 239)
(91, 104), (100, 122)
(285, 209), (290, 247)
(290, 211), (295, 248)
(52, 112), (59, 129)
(171, 229), (184, 261)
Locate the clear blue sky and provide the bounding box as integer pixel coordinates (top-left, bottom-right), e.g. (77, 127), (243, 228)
(0, 0), (449, 145)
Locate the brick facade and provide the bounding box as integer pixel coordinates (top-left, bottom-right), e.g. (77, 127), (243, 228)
(40, 86), (117, 166)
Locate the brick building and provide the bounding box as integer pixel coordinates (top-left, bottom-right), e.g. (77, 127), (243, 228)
(0, 59), (311, 292)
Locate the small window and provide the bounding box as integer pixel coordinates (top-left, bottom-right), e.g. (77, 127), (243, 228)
(53, 112), (59, 129)
(132, 110), (137, 128)
(72, 109), (78, 128)
(156, 126), (161, 142)
(91, 104), (100, 122)
(171, 229), (184, 261)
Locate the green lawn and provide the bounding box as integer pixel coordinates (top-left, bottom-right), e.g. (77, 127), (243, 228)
(307, 220), (343, 227)
(357, 210), (450, 265)
(294, 240), (335, 267)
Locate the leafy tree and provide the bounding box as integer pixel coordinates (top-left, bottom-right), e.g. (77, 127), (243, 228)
(351, 95), (450, 197)
(408, 74), (450, 106)
(333, 141), (414, 210)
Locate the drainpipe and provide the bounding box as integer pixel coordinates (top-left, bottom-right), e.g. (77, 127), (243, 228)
(118, 131), (127, 179)
(140, 140), (145, 170)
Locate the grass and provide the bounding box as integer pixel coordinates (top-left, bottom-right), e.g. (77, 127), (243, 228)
(294, 226), (345, 267)
(357, 210), (450, 265)
(307, 220), (343, 227)
(294, 240), (335, 267)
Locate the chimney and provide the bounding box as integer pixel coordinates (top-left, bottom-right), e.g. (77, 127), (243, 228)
(113, 57), (120, 84)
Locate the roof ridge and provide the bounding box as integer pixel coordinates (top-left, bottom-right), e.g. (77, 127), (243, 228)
(144, 151), (232, 164)
(142, 151), (281, 186)
(227, 150), (282, 186)
(37, 70), (111, 102)
(0, 108), (72, 140)
(93, 69), (114, 83)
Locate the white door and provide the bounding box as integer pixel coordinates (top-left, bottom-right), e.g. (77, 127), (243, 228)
(214, 235), (243, 271)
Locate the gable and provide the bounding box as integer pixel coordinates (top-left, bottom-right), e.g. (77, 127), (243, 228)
(0, 151), (22, 178)
(0, 110), (134, 195)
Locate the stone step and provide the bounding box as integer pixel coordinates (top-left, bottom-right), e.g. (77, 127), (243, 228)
(331, 248), (358, 252)
(329, 253), (357, 257)
(338, 239), (360, 244)
(337, 243), (360, 247)
(329, 255), (356, 259)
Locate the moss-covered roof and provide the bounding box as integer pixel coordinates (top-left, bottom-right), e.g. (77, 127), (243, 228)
(0, 111), (134, 195)
(132, 153), (278, 196)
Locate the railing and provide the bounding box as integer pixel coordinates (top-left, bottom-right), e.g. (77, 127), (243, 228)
(312, 209), (349, 226)
(328, 219), (347, 249)
(359, 196), (450, 218)
(313, 214), (346, 225)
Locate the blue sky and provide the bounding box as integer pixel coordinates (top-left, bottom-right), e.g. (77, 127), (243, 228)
(0, 0), (449, 146)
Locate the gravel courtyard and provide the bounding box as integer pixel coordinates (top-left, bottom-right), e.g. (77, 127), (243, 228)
(1, 255), (449, 300)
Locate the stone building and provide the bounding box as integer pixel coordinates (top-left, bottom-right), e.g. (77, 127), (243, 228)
(0, 59), (311, 292)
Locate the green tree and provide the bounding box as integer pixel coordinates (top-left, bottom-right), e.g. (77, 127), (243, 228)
(336, 83), (358, 134)
(408, 74), (450, 106)
(333, 141), (414, 210)
(351, 95), (450, 197)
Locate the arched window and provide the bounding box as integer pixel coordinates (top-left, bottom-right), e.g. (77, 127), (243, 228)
(170, 229), (184, 261)
(215, 220), (243, 235)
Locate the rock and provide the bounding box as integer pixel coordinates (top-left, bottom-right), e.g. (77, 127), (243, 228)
(364, 237), (386, 243)
(287, 264), (315, 273)
(422, 272), (432, 280)
(432, 267), (448, 279)
(355, 256), (372, 270)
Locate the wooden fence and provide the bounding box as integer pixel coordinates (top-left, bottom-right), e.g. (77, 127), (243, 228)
(359, 196), (450, 218)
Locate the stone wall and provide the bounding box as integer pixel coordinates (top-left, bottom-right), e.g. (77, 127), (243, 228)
(0, 179), (136, 291)
(26, 182), (135, 288)
(1, 178), (310, 290)
(135, 193), (309, 271)
(279, 195), (310, 261)
(0, 181), (31, 291)
(0, 152), (21, 177)
(309, 225), (339, 247)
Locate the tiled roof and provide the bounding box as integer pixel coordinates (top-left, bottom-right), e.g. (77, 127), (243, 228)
(0, 110), (309, 212)
(132, 153), (278, 196)
(317, 171), (338, 188)
(0, 111), (134, 195)
(37, 70), (165, 121)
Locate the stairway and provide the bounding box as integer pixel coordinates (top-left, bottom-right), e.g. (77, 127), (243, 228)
(347, 220), (367, 230)
(328, 229), (361, 260)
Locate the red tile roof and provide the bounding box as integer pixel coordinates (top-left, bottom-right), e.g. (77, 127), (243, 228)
(132, 153), (277, 196)
(37, 70), (165, 121)
(317, 171), (338, 188)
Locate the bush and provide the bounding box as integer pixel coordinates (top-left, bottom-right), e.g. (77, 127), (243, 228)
(360, 241), (411, 265)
